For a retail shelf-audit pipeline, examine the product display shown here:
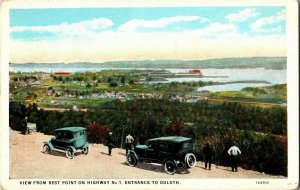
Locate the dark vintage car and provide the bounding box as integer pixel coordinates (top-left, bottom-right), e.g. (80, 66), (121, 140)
(126, 136), (197, 174)
(43, 127), (89, 159)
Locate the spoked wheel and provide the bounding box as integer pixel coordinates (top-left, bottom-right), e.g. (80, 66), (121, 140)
(66, 148), (74, 159)
(164, 160), (177, 175)
(185, 153), (197, 168)
(127, 154), (137, 166)
(82, 147), (89, 155)
(43, 144), (50, 154)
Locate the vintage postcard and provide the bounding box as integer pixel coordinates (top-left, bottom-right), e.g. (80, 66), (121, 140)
(0, 0), (299, 189)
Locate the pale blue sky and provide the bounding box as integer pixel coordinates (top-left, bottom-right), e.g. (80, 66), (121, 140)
(9, 7), (286, 63)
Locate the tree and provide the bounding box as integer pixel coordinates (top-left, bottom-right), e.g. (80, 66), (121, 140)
(9, 101), (27, 132)
(120, 76), (125, 84)
(86, 83), (92, 88)
(109, 82), (118, 87)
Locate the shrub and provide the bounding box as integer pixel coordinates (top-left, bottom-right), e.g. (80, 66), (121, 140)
(109, 81), (118, 87)
(165, 121), (187, 136)
(87, 121), (110, 144)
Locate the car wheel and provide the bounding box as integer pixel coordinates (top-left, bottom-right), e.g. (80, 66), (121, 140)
(66, 148), (74, 159)
(185, 153), (197, 168)
(127, 154), (137, 167)
(164, 160), (177, 175)
(82, 147), (88, 155)
(43, 144), (50, 154)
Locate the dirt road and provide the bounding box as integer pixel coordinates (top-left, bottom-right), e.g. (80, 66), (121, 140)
(9, 129), (284, 179)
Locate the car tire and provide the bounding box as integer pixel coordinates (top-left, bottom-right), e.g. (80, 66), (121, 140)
(66, 148), (74, 159)
(185, 153), (197, 168)
(82, 147), (88, 155)
(127, 153), (137, 167)
(43, 144), (50, 154)
(164, 160), (177, 175)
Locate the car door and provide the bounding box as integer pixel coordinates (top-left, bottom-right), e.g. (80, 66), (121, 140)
(156, 142), (170, 161)
(145, 141), (157, 161)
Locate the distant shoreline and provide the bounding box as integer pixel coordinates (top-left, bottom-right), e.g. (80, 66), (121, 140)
(9, 57), (287, 70)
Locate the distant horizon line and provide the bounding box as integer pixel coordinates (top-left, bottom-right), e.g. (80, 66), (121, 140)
(9, 56), (287, 64)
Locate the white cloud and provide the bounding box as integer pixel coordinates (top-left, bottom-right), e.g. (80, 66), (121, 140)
(10, 23), (286, 63)
(195, 22), (238, 37)
(9, 14), (286, 63)
(10, 18), (114, 36)
(226, 8), (259, 22)
(251, 9), (285, 32)
(118, 16), (210, 32)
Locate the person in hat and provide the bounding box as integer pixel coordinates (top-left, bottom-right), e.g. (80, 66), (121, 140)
(203, 141), (213, 170)
(107, 132), (114, 156)
(21, 117), (28, 135)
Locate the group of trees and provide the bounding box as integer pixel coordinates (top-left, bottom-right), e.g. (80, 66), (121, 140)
(9, 101), (27, 132)
(9, 99), (287, 176)
(12, 75), (38, 82)
(52, 73), (128, 88)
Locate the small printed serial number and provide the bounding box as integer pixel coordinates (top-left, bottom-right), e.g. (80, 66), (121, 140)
(256, 181), (269, 185)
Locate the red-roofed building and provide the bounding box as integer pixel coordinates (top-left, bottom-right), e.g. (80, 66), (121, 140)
(54, 72), (71, 75)
(190, 69), (202, 74)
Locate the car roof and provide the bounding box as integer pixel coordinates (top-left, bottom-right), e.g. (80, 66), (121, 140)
(55, 127), (86, 132)
(148, 136), (191, 143)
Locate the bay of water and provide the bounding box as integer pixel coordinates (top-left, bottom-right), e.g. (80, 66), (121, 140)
(165, 68), (286, 92)
(9, 66), (286, 92)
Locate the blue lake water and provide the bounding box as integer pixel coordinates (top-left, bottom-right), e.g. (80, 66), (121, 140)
(9, 66), (286, 92)
(166, 68), (286, 92)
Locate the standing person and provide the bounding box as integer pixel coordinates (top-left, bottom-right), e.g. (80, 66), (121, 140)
(21, 117), (28, 135)
(107, 132), (114, 156)
(203, 141), (213, 170)
(139, 133), (145, 145)
(125, 133), (134, 155)
(227, 142), (242, 172)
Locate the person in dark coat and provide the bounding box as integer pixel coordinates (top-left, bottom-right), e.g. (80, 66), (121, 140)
(107, 132), (114, 156)
(203, 141), (213, 170)
(139, 133), (146, 145)
(21, 117), (28, 135)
